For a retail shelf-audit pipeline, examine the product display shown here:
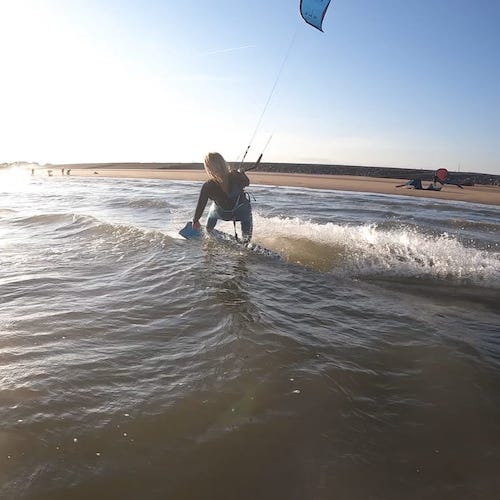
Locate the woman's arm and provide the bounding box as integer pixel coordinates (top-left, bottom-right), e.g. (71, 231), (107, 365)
(193, 182), (210, 225)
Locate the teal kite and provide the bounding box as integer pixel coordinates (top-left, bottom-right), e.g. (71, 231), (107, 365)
(300, 0), (332, 31)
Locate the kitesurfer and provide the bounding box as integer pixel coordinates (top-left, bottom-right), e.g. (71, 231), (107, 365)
(192, 152), (253, 243)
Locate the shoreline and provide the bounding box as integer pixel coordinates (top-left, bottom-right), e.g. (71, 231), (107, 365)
(68, 168), (500, 206)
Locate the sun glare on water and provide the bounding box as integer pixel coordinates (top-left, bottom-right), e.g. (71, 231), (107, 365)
(0, 167), (33, 192)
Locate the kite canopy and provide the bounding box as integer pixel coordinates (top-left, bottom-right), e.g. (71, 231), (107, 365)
(300, 0), (332, 31)
(435, 168), (449, 182)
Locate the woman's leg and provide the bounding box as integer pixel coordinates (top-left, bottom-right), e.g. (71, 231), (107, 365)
(241, 215), (252, 242)
(235, 203), (253, 242)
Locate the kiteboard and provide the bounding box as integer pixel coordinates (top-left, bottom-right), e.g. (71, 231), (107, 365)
(179, 222), (282, 260)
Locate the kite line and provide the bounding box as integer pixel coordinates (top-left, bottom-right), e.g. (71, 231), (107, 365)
(239, 29), (298, 167)
(240, 1), (332, 168)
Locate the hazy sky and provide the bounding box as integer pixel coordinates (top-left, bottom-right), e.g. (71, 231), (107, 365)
(1, 0), (499, 174)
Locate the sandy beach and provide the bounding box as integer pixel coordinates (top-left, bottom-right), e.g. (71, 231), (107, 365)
(69, 168), (500, 206)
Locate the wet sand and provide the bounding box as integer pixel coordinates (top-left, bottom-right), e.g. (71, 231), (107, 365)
(70, 168), (500, 206)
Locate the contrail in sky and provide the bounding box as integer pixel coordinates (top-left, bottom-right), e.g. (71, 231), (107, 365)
(199, 45), (256, 56)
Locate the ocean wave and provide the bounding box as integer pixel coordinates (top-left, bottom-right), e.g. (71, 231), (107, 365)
(448, 218), (500, 233)
(107, 198), (173, 210)
(69, 218), (175, 255)
(10, 213), (77, 227)
(0, 208), (17, 218)
(7, 212), (175, 252)
(252, 215), (500, 287)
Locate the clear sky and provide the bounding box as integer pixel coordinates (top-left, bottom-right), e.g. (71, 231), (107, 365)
(1, 0), (499, 174)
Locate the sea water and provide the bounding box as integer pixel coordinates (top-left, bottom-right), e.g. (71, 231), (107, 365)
(1, 168), (499, 499)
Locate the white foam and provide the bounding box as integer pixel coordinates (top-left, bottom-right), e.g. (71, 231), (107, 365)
(251, 214), (500, 284)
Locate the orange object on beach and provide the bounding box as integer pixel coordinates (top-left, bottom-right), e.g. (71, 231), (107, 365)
(435, 168), (449, 182)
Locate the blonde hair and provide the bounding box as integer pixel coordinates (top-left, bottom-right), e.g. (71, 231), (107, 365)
(204, 152), (230, 193)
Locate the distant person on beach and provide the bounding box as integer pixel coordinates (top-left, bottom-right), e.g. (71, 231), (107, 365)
(61, 168), (65, 175)
(67, 169), (71, 175)
(396, 169), (464, 190)
(31, 168), (35, 176)
(433, 174), (463, 189)
(396, 179), (442, 191)
(192, 152), (253, 243)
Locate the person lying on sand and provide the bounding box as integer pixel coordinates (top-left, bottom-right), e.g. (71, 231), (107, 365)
(396, 178), (442, 191)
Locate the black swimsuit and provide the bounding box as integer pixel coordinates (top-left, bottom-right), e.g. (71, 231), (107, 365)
(193, 171), (250, 222)
(193, 170), (252, 240)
